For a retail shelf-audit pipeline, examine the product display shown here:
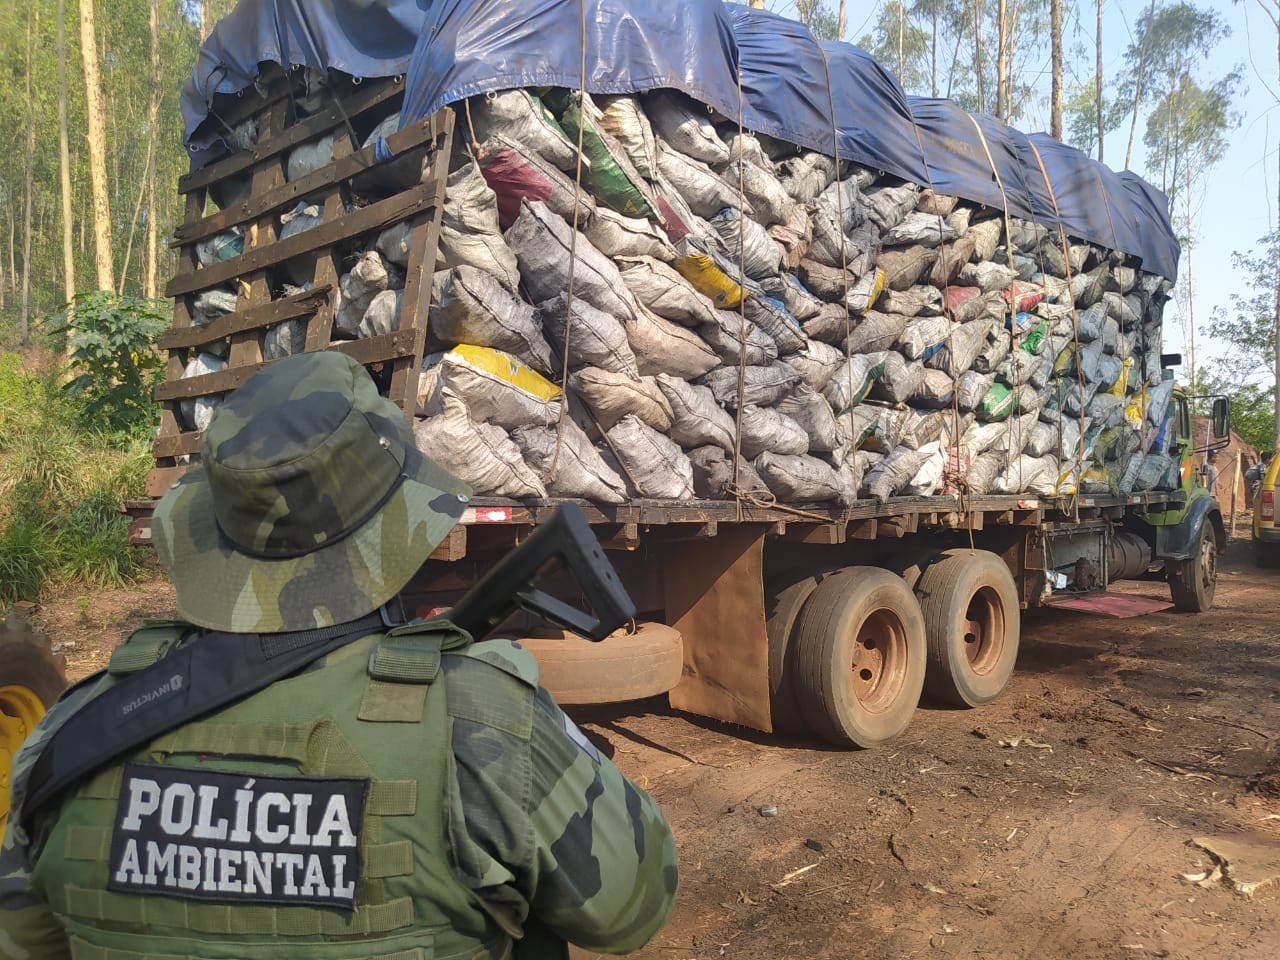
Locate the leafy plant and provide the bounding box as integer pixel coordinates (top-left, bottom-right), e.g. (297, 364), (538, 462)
(0, 515), (50, 606)
(45, 291), (168, 439)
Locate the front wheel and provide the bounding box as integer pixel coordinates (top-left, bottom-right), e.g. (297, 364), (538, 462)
(1168, 523), (1217, 612)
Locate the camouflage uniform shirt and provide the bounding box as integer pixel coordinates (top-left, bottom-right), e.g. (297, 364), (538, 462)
(0, 634), (679, 958)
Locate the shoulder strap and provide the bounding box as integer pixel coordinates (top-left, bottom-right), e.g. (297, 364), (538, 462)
(19, 609), (386, 831)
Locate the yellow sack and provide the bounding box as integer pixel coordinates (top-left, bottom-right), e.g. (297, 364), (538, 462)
(420, 344), (563, 431)
(1054, 466), (1079, 496)
(849, 267), (886, 315)
(674, 252), (746, 309)
(1107, 357), (1133, 397)
(1053, 342), (1076, 376)
(448, 343), (562, 401)
(1124, 388), (1146, 429)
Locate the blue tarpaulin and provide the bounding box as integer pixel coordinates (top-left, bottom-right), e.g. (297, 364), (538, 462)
(182, 0), (1179, 279)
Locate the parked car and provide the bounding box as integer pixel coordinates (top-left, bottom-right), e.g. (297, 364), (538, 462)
(1252, 450), (1280, 567)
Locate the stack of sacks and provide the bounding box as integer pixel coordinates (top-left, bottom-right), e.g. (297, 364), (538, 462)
(235, 85), (1174, 502)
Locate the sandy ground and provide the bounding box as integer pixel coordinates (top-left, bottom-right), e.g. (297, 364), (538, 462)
(32, 535), (1279, 960)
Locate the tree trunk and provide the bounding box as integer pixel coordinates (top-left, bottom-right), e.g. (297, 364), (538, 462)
(898, 1), (906, 84)
(837, 0), (847, 40)
(931, 0), (938, 96)
(9, 217), (17, 300)
(20, 6), (36, 346)
(997, 0), (1008, 121)
(975, 0), (985, 113)
(145, 0), (160, 299)
(80, 0), (115, 292)
(1124, 0), (1157, 170)
(58, 0), (76, 305)
(1184, 183), (1196, 392)
(1095, 0), (1104, 163)
(1050, 0), (1063, 139)
(1274, 8), (1280, 450)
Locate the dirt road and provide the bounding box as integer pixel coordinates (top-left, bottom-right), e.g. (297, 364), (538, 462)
(44, 542), (1279, 959)
(568, 543), (1280, 960)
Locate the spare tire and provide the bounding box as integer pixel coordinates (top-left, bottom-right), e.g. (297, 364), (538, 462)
(511, 622), (683, 705)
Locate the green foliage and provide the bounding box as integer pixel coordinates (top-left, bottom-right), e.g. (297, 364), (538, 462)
(0, 352), (151, 603)
(795, 1), (842, 41)
(46, 291), (167, 439)
(1204, 231), (1280, 449)
(0, 515), (50, 607)
(1143, 69), (1243, 201)
(1196, 373), (1275, 451)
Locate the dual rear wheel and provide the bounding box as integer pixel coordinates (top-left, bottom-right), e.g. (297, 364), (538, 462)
(768, 549), (1020, 748)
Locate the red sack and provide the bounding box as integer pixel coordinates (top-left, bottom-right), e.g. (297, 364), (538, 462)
(653, 195), (691, 242)
(942, 284), (982, 317)
(477, 147), (554, 231)
(1003, 281), (1044, 313)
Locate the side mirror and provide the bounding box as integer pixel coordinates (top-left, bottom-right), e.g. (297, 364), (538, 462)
(1211, 396), (1230, 440)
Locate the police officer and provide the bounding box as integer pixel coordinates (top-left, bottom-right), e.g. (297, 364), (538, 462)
(1, 351), (677, 959)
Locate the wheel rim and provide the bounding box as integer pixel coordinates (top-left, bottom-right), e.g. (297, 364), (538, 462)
(962, 586), (1005, 677)
(850, 609), (909, 714)
(0, 684), (47, 830)
(1199, 535), (1217, 594)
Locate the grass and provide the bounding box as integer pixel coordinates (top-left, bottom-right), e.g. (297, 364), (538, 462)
(0, 350), (152, 605)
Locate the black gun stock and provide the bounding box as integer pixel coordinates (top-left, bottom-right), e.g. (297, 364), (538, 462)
(445, 502), (635, 642)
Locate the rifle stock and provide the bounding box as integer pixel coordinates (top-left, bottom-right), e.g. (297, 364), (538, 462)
(446, 503), (636, 642)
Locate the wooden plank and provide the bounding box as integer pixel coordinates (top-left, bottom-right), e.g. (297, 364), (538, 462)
(175, 117), (441, 245)
(154, 331), (418, 401)
(147, 465), (191, 498)
(158, 286), (330, 349)
(179, 76), (405, 194)
(304, 129), (356, 352)
(784, 522), (846, 544)
(427, 525), (467, 562)
(388, 110), (454, 415)
(166, 182), (438, 297)
(149, 188), (207, 505)
(153, 432), (202, 459)
(848, 518), (878, 540)
(596, 523), (640, 550)
(229, 98), (291, 371)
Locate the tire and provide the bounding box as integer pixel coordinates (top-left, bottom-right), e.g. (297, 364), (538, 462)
(915, 549), (1020, 708)
(1, 606), (67, 833)
(512, 622), (683, 705)
(765, 573), (826, 735)
(791, 567), (926, 748)
(885, 544), (943, 592)
(1254, 539), (1280, 569)
(1168, 524), (1217, 612)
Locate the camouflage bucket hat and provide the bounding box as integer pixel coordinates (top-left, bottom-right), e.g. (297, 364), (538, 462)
(153, 352), (471, 633)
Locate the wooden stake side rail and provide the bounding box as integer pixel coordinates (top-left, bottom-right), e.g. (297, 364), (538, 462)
(173, 115), (442, 246)
(127, 491), (1187, 549)
(164, 180), (440, 298)
(148, 67), (453, 499)
(178, 75), (407, 195)
(451, 491), (1185, 530)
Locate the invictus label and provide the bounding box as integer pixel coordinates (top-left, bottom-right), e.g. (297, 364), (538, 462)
(108, 762), (368, 909)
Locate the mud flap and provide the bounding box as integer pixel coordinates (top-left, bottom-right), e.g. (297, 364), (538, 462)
(662, 524), (772, 733)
